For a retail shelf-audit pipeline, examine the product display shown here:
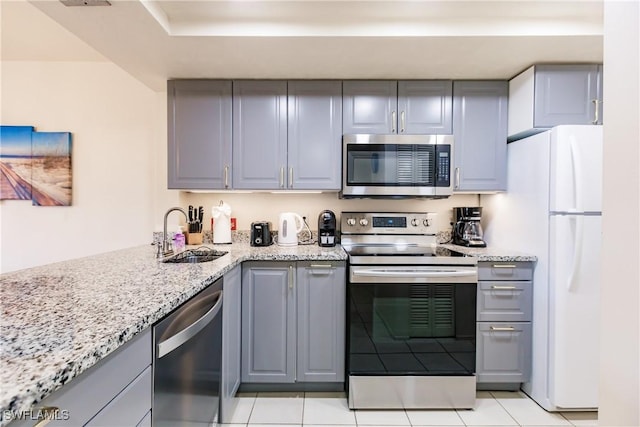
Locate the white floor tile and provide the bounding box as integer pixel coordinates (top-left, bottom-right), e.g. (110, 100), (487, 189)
(305, 391), (347, 399)
(456, 393), (518, 426)
(221, 424), (246, 427)
(226, 396), (257, 424)
(354, 410), (410, 425)
(560, 411), (599, 426)
(303, 396), (356, 425)
(248, 424), (301, 427)
(249, 394), (304, 424)
(492, 391), (571, 426)
(405, 409), (465, 425)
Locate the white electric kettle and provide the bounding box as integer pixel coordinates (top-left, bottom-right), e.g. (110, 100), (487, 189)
(278, 212), (304, 246)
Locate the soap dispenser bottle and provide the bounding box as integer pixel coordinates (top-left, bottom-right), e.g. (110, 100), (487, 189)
(174, 226), (185, 252)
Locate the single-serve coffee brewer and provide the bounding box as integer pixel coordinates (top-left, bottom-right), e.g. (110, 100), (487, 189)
(453, 207), (486, 247)
(318, 210), (337, 247)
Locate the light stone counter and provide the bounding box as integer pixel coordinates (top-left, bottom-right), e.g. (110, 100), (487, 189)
(0, 241), (346, 423)
(439, 243), (537, 262)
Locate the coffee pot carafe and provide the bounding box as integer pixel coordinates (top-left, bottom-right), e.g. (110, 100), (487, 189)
(453, 207), (486, 248)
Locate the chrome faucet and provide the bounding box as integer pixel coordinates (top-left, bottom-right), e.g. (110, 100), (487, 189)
(163, 207), (188, 256)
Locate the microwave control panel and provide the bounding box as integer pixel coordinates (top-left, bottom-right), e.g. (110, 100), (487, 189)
(435, 145), (451, 187)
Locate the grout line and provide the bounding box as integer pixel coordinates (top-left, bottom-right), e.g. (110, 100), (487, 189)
(489, 390), (525, 427)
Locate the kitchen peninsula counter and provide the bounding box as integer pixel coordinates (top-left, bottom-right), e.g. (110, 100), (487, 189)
(0, 242), (346, 423)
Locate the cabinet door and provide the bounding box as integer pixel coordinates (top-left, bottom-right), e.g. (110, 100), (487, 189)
(398, 80), (453, 134)
(233, 81), (288, 189)
(343, 81), (397, 134)
(296, 262), (346, 382)
(241, 262), (296, 383)
(534, 65), (600, 128)
(168, 80), (232, 189)
(221, 265), (242, 422)
(453, 81), (508, 192)
(288, 81), (343, 190)
(476, 322), (531, 383)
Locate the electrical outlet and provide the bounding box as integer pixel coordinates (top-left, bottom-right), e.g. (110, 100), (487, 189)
(301, 212), (311, 224)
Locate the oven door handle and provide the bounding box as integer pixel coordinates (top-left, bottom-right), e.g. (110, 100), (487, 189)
(351, 268), (476, 278)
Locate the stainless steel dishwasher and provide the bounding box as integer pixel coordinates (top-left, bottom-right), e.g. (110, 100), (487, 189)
(153, 277), (223, 427)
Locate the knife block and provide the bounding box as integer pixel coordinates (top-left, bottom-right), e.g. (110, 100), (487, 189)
(185, 231), (203, 245)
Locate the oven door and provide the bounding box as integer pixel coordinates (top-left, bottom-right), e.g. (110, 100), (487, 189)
(347, 265), (477, 409)
(342, 134), (453, 198)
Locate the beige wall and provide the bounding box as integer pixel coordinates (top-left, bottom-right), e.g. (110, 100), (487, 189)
(178, 191), (480, 235)
(599, 1), (640, 425)
(0, 61), (159, 273)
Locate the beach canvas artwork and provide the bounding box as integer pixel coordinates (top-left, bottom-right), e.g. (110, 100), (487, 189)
(0, 126), (72, 206)
(0, 126), (34, 200)
(31, 132), (72, 206)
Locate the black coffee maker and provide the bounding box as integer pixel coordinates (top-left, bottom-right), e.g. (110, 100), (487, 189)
(453, 207), (486, 247)
(318, 210), (337, 247)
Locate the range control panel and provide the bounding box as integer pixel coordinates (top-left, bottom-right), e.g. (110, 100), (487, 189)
(341, 212), (436, 235)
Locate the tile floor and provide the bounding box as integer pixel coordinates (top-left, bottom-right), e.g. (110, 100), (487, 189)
(223, 391), (598, 427)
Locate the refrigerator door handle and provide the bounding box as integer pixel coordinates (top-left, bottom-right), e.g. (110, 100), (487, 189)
(567, 215), (584, 292)
(569, 137), (584, 212)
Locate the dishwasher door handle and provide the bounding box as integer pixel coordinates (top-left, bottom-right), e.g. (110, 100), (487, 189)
(157, 290), (223, 359)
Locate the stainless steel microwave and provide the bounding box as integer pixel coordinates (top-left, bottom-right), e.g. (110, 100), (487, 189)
(341, 134), (454, 198)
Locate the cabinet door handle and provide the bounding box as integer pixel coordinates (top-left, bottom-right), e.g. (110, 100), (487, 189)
(492, 264), (517, 269)
(491, 285), (517, 290)
(289, 265), (294, 289)
(400, 111), (406, 133)
(310, 264), (333, 275)
(591, 99), (600, 124)
(454, 167), (460, 189)
(224, 165), (229, 188)
(280, 167), (285, 188)
(490, 326), (516, 332)
(289, 167), (293, 188)
(391, 111), (397, 133)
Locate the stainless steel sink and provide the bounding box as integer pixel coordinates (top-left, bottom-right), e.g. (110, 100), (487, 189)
(162, 248), (228, 263)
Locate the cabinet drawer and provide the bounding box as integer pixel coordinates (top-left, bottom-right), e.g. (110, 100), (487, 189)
(9, 329), (151, 427)
(86, 366), (151, 426)
(477, 281), (532, 322)
(476, 322), (531, 383)
(478, 262), (533, 281)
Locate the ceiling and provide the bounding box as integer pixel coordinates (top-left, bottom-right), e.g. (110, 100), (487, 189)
(2, 0), (604, 91)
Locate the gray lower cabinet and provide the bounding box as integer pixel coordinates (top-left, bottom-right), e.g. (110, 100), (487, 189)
(241, 261), (346, 384)
(10, 329), (151, 427)
(242, 262), (296, 383)
(167, 80), (232, 189)
(296, 262), (346, 382)
(476, 261), (533, 389)
(287, 81), (343, 190)
(452, 81), (508, 192)
(221, 265), (242, 422)
(233, 80), (288, 189)
(343, 80), (453, 134)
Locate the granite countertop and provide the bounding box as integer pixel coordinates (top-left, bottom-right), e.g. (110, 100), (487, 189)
(0, 241), (346, 423)
(439, 243), (537, 262)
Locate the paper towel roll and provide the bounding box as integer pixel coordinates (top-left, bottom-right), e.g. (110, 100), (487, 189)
(212, 201), (232, 244)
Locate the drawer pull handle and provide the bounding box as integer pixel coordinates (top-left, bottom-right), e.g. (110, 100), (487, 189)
(310, 264), (333, 269)
(492, 264), (517, 268)
(32, 407), (60, 427)
(491, 285), (517, 290)
(490, 326), (516, 332)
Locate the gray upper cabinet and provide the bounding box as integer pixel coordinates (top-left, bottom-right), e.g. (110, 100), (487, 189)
(168, 80), (232, 189)
(287, 81), (343, 190)
(296, 262), (346, 382)
(233, 80), (288, 189)
(453, 81), (508, 192)
(398, 80), (453, 134)
(508, 64), (603, 141)
(241, 262), (296, 383)
(343, 81), (397, 134)
(343, 80), (453, 134)
(221, 265), (242, 423)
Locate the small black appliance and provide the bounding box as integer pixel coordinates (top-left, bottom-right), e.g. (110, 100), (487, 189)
(250, 221), (273, 246)
(317, 210), (337, 247)
(453, 207), (486, 247)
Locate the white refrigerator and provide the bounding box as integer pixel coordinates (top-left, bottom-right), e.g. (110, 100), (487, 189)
(482, 125), (602, 411)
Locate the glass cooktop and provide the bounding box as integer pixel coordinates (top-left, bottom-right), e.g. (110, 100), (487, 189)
(344, 244), (467, 258)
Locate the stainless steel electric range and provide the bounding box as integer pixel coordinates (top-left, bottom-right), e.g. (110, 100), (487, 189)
(341, 212), (478, 410)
